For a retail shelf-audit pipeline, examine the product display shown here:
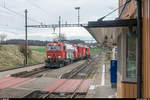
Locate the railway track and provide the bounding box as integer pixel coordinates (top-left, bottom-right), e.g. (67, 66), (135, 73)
(23, 53), (101, 98)
(40, 79), (86, 98)
(61, 55), (100, 79)
(32, 60), (90, 98)
(68, 56), (100, 98)
(40, 54), (100, 98)
(0, 63), (44, 72)
(10, 53), (98, 79)
(11, 60), (86, 78)
(11, 67), (48, 78)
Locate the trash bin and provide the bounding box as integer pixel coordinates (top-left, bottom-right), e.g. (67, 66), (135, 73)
(110, 59), (117, 88)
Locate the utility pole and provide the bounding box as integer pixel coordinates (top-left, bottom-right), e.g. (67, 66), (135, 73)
(58, 16), (61, 41)
(75, 7), (80, 27)
(25, 9), (28, 66)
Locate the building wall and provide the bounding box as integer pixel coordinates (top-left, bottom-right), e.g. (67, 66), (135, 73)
(119, 0), (136, 19)
(116, 29), (137, 98)
(117, 0), (137, 98)
(117, 75), (137, 98)
(119, 0), (126, 15)
(118, 0), (150, 98)
(142, 0), (150, 98)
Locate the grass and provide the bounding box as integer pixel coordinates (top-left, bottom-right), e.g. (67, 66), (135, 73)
(28, 51), (46, 64)
(91, 48), (104, 53)
(29, 46), (46, 64)
(0, 45), (24, 70)
(31, 47), (46, 53)
(0, 45), (46, 71)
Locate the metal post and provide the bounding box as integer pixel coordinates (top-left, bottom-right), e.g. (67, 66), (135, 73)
(75, 7), (80, 27)
(25, 9), (28, 65)
(58, 16), (61, 41)
(137, 0), (142, 98)
(78, 8), (80, 26)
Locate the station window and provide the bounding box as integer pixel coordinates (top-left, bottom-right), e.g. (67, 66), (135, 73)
(117, 27), (137, 82)
(126, 31), (136, 78)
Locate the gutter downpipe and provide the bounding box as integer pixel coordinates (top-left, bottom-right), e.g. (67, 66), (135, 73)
(137, 0), (142, 98)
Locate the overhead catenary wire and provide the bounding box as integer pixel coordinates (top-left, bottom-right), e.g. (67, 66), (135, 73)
(0, 30), (24, 35)
(0, 4), (41, 24)
(0, 7), (27, 25)
(98, 0), (131, 21)
(0, 24), (24, 30)
(26, 0), (49, 15)
(0, 3), (42, 36)
(0, 8), (13, 15)
(25, 0), (50, 23)
(0, 24), (36, 34)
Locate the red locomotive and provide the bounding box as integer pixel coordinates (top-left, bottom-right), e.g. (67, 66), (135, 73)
(45, 41), (90, 68)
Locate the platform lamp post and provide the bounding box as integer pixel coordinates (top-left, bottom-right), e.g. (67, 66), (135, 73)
(75, 7), (80, 27)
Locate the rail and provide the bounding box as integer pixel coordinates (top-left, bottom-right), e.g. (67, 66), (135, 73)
(0, 62), (44, 72)
(23, 54), (101, 98)
(42, 56), (99, 98)
(12, 67), (48, 78)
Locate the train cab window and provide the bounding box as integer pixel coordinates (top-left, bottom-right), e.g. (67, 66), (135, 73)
(48, 45), (61, 51)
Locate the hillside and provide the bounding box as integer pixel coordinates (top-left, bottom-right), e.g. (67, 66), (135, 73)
(0, 45), (46, 70)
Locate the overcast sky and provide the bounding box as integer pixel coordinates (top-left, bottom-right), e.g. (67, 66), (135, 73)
(0, 0), (118, 41)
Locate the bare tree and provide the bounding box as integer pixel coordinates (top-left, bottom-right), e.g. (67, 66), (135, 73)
(0, 33), (7, 44)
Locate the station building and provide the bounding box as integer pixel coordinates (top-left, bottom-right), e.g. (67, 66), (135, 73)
(85, 0), (150, 98)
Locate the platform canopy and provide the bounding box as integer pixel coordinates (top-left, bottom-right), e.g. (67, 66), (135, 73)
(84, 19), (137, 46)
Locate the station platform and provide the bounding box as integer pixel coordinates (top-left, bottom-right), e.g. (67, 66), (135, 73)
(86, 56), (117, 98)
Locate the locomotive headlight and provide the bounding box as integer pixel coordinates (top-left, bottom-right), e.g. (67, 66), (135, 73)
(48, 56), (51, 58)
(58, 56), (61, 59)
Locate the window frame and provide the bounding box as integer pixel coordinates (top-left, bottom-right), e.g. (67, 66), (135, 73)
(117, 27), (137, 83)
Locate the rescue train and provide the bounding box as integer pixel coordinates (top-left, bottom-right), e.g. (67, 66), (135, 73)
(45, 41), (90, 68)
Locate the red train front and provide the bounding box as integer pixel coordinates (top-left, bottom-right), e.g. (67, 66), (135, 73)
(45, 42), (66, 68)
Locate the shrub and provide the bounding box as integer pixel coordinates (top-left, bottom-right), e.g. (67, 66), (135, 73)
(18, 43), (32, 58)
